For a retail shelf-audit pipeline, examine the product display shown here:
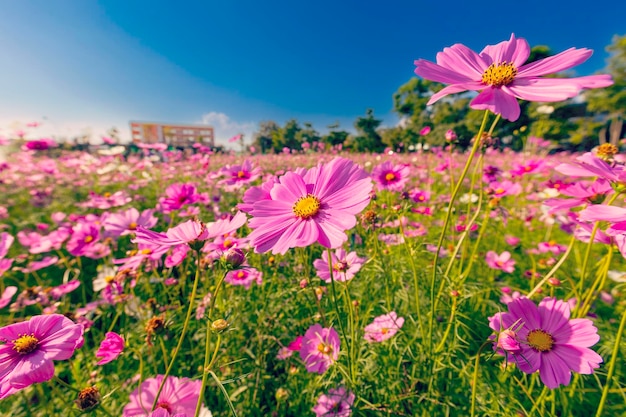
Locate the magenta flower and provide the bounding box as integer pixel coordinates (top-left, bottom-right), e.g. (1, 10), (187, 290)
(158, 183), (201, 213)
(363, 311), (405, 343)
(218, 159), (262, 190)
(414, 34), (613, 121)
(0, 314), (84, 399)
(371, 161), (410, 192)
(299, 324), (340, 374)
(489, 297), (603, 389)
(312, 248), (366, 283)
(123, 375), (202, 417)
(312, 386), (355, 417)
(95, 332), (125, 365)
(247, 158), (372, 254)
(485, 251), (516, 273)
(224, 266), (263, 289)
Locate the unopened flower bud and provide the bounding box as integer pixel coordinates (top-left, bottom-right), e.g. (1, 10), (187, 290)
(275, 387), (289, 402)
(450, 290), (460, 297)
(211, 319), (230, 333)
(299, 278), (308, 289)
(547, 277), (561, 286)
(223, 248), (246, 269)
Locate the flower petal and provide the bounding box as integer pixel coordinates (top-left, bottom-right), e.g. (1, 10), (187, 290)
(517, 47), (593, 78)
(470, 88), (521, 121)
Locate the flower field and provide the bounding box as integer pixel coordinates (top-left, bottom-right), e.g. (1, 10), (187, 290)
(1, 34), (625, 417)
(1, 140), (625, 417)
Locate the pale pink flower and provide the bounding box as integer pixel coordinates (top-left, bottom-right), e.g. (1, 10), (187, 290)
(299, 324), (340, 374)
(485, 251), (516, 273)
(363, 312), (404, 343)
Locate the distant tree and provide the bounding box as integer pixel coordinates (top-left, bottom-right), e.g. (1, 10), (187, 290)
(253, 121), (280, 153)
(350, 109), (385, 152)
(322, 123), (350, 149)
(297, 122), (320, 147)
(586, 34), (626, 117)
(272, 119), (302, 152)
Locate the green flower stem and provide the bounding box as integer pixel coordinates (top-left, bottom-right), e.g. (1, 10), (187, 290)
(434, 295), (457, 353)
(575, 191), (621, 303)
(527, 234), (576, 298)
(578, 249), (612, 318)
(595, 304), (626, 417)
(528, 385), (549, 417)
(342, 282), (358, 384)
(326, 247), (354, 385)
(195, 270), (228, 417)
(195, 333), (222, 417)
(151, 249), (203, 411)
(401, 225), (424, 338)
(470, 341), (491, 417)
(429, 110), (491, 354)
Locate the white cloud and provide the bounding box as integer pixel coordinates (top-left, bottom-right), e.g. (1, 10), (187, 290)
(199, 112), (257, 147)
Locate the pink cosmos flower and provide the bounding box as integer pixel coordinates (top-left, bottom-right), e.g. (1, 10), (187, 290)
(134, 212), (247, 253)
(487, 180), (522, 198)
(217, 159), (262, 190)
(312, 386), (355, 417)
(411, 189), (431, 203)
(158, 183), (201, 214)
(122, 375), (201, 417)
(95, 332), (124, 365)
(0, 232), (14, 276)
(363, 311), (405, 343)
(66, 221), (100, 257)
(544, 178), (612, 212)
(0, 286), (18, 309)
(224, 266), (263, 289)
(103, 208), (158, 238)
(488, 297), (603, 389)
(555, 152), (626, 182)
(485, 251), (516, 273)
(49, 280), (81, 299)
(247, 158), (372, 254)
(371, 161), (410, 192)
(299, 324), (340, 374)
(0, 314), (84, 399)
(312, 248), (366, 283)
(414, 34), (613, 121)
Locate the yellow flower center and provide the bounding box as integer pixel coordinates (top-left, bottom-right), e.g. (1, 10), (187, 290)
(495, 187), (505, 195)
(128, 222), (137, 230)
(482, 62), (518, 87)
(236, 271), (246, 279)
(317, 342), (333, 355)
(385, 172), (396, 182)
(13, 334), (39, 354)
(84, 235), (94, 243)
(223, 238), (234, 248)
(381, 328), (389, 335)
(293, 194), (321, 219)
(526, 329), (554, 352)
(237, 170), (246, 178)
(596, 143), (618, 161)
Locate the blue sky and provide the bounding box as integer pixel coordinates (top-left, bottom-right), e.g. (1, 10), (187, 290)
(0, 0), (624, 146)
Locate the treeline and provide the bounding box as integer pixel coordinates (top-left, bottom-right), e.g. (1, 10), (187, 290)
(252, 35), (626, 153)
